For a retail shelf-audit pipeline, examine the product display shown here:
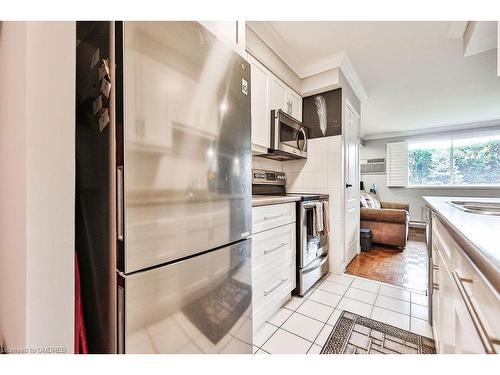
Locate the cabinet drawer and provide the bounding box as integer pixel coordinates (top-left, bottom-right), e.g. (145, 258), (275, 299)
(252, 222), (295, 279)
(253, 260), (295, 314)
(252, 202), (295, 234)
(253, 257), (294, 303)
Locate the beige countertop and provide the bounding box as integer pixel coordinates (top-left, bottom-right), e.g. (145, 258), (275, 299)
(424, 196), (500, 292)
(252, 195), (301, 207)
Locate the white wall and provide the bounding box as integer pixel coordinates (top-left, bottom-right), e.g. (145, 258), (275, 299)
(0, 21), (28, 351)
(0, 21), (75, 353)
(339, 70), (361, 116)
(361, 136), (500, 222)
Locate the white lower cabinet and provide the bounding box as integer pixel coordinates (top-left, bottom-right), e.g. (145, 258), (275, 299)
(252, 203), (296, 331)
(431, 214), (500, 354)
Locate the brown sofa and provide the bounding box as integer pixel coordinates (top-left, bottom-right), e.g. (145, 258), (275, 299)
(360, 202), (410, 249)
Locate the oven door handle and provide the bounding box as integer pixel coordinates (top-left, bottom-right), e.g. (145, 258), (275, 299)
(302, 254), (328, 274)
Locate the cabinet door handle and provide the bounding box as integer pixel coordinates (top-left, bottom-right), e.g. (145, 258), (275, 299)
(264, 242), (286, 254)
(264, 278), (288, 296)
(432, 283), (439, 291)
(433, 264), (439, 271)
(264, 213), (284, 220)
(451, 270), (497, 354)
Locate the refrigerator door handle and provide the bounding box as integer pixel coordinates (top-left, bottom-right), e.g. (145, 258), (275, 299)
(117, 166), (124, 241)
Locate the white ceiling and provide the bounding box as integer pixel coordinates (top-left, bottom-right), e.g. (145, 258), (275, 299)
(248, 21), (500, 139)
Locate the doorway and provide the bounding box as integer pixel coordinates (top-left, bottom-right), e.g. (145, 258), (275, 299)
(343, 99), (360, 269)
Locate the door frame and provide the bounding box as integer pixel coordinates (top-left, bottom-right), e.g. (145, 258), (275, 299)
(342, 98), (361, 270)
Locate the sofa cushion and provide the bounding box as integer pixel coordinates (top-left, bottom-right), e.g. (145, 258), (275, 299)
(370, 194), (381, 209)
(360, 193), (369, 208)
(360, 192), (381, 208)
(360, 207), (409, 224)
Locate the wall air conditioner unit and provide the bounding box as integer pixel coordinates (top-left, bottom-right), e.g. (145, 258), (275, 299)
(361, 158), (386, 174)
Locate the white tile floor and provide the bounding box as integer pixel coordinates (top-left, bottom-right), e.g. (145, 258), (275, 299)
(254, 273), (433, 354)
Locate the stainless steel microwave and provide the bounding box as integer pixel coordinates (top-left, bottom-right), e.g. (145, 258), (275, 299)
(261, 109), (308, 161)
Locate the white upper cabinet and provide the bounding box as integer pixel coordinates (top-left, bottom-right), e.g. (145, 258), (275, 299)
(268, 76), (302, 122)
(269, 75), (287, 113)
(248, 54), (303, 151)
(250, 57), (270, 149)
(286, 89), (302, 122)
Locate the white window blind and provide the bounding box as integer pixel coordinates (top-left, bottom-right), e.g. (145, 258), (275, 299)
(386, 141), (408, 187)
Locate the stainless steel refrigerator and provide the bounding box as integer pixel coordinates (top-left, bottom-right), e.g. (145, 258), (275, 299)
(76, 21), (252, 354)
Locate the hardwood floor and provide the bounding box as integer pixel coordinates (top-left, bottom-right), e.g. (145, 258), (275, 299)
(345, 239), (428, 292)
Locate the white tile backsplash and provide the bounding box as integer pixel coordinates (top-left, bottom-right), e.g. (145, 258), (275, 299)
(287, 136), (342, 195)
(252, 156), (283, 172)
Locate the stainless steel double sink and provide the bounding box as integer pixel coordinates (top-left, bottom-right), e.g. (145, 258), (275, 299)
(449, 200), (500, 216)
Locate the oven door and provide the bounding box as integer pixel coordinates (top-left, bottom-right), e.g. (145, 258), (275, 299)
(270, 110), (307, 159)
(299, 201), (329, 268)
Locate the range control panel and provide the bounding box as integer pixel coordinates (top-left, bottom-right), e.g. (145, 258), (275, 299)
(252, 169), (287, 185)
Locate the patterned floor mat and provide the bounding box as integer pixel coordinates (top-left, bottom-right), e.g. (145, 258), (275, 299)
(321, 311), (435, 354)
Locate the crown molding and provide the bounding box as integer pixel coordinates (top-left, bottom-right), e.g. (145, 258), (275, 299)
(338, 53), (368, 102)
(247, 21), (368, 102)
(447, 21), (468, 38)
(246, 22), (305, 76)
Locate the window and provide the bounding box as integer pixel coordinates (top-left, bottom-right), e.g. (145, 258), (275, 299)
(408, 134), (500, 187)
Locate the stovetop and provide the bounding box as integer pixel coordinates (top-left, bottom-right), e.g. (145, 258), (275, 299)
(252, 169), (328, 202)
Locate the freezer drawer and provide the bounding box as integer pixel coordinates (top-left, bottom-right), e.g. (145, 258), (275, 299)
(121, 239), (252, 353)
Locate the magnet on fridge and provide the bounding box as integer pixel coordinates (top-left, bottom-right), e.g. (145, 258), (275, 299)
(241, 78), (248, 95)
(92, 95), (103, 115)
(100, 78), (111, 98)
(99, 59), (110, 80)
(91, 48), (100, 70)
(98, 109), (110, 132)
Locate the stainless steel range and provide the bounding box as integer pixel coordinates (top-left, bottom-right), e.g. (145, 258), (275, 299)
(253, 169), (329, 296)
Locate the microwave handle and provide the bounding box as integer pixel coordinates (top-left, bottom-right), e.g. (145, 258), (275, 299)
(299, 127), (307, 151)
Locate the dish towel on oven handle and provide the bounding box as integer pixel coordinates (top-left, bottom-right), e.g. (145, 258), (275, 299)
(322, 201), (330, 236)
(314, 201), (324, 235)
